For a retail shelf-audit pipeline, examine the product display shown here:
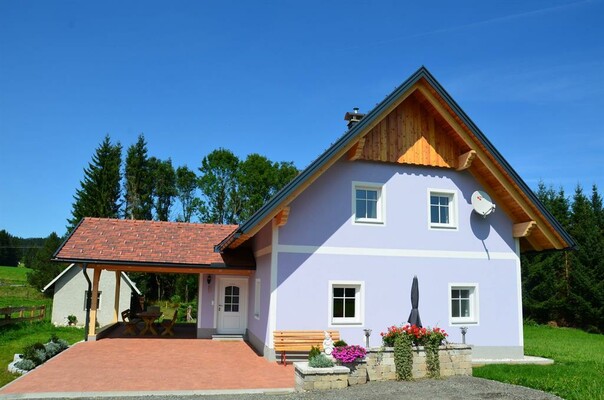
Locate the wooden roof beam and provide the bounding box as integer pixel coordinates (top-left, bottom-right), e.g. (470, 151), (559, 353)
(513, 221), (537, 238)
(457, 150), (476, 171)
(415, 84), (566, 250)
(347, 137), (366, 161)
(275, 207), (291, 227)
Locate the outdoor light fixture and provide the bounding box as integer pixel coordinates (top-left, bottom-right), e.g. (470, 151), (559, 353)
(363, 328), (372, 348)
(460, 326), (468, 344)
(206, 275), (212, 286)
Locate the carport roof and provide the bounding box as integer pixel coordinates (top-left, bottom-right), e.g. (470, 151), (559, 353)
(53, 217), (240, 267)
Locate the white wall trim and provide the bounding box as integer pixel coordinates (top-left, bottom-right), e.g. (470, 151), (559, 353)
(254, 245), (272, 258)
(515, 238), (524, 347)
(268, 219), (279, 348)
(277, 244), (517, 260)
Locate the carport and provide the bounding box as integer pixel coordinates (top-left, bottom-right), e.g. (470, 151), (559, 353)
(51, 217), (256, 340)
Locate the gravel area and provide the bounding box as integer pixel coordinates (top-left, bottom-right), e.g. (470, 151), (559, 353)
(20, 377), (562, 400)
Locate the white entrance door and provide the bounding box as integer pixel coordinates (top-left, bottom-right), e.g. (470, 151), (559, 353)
(216, 277), (248, 334)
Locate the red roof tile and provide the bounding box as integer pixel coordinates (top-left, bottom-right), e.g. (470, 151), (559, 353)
(54, 218), (238, 266)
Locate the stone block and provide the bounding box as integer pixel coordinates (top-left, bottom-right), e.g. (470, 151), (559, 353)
(314, 380), (332, 390)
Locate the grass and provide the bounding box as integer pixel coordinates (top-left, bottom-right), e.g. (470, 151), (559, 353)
(473, 324), (604, 400)
(0, 266), (83, 388)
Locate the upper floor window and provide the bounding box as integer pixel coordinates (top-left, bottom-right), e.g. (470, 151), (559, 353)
(353, 182), (384, 224)
(429, 189), (457, 229)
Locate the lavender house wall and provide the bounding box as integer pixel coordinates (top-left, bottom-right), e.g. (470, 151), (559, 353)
(264, 157), (523, 359)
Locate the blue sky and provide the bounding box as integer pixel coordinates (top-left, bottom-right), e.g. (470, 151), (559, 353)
(1, 0), (602, 238)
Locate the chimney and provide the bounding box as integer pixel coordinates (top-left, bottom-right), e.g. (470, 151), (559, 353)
(344, 107), (365, 129)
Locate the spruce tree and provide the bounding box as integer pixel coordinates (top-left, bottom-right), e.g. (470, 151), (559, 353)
(26, 232), (67, 292)
(68, 135), (122, 231)
(124, 134), (153, 220)
(0, 230), (19, 266)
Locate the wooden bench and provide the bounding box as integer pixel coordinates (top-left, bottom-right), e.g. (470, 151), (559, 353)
(273, 330), (340, 365)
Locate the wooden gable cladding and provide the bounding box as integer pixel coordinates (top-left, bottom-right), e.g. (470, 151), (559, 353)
(357, 94), (465, 168)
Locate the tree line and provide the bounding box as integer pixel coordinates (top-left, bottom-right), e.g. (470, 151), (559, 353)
(19, 133), (298, 302)
(522, 183), (604, 333)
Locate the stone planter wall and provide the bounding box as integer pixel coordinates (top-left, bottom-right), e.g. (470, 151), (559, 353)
(295, 344), (471, 391)
(294, 362), (349, 391)
(366, 344), (472, 380)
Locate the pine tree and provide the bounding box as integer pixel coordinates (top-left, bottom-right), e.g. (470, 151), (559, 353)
(68, 135), (122, 231)
(124, 134), (153, 220)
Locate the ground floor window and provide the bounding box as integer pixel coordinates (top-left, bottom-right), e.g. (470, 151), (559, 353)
(329, 281), (364, 325)
(449, 284), (478, 324)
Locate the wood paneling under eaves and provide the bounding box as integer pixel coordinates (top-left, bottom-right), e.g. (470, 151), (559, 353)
(359, 94), (462, 168)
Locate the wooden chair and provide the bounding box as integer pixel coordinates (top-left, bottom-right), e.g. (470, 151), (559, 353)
(121, 309), (139, 336)
(161, 310), (178, 336)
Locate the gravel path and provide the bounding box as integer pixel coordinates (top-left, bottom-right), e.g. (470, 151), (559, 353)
(20, 377), (562, 400)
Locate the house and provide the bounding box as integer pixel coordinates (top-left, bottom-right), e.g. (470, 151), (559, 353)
(43, 263), (140, 327)
(52, 67), (574, 361)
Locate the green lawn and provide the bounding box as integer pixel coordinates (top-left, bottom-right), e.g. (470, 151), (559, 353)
(0, 266), (82, 388)
(474, 324), (604, 400)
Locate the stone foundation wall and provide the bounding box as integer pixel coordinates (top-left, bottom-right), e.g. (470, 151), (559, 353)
(295, 344), (472, 391)
(366, 344), (472, 380)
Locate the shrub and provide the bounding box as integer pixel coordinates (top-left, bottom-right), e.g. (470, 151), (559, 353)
(332, 345), (366, 364)
(55, 339), (69, 351)
(23, 343), (46, 366)
(14, 359), (36, 371)
(44, 342), (62, 358)
(334, 340), (348, 347)
(170, 294), (182, 304)
(308, 345), (321, 360)
(308, 354), (335, 368)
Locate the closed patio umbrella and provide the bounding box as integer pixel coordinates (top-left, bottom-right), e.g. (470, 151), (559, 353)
(407, 275), (422, 327)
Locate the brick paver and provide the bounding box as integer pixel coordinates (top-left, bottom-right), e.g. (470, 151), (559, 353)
(0, 339), (294, 395)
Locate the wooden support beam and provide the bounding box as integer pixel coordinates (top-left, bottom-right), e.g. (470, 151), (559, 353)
(347, 137), (366, 161)
(513, 221), (537, 238)
(113, 270), (121, 323)
(415, 84), (566, 250)
(88, 268), (101, 337)
(99, 264), (254, 276)
(457, 150), (476, 171)
(275, 207), (291, 227)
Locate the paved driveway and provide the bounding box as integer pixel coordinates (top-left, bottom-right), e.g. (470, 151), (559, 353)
(0, 339), (294, 397)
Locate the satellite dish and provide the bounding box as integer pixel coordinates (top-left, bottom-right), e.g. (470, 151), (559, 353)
(471, 190), (496, 218)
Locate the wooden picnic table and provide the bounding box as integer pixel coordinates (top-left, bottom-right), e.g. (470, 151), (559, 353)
(137, 311), (163, 336)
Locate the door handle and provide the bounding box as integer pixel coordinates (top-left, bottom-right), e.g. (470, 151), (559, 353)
(218, 305), (222, 311)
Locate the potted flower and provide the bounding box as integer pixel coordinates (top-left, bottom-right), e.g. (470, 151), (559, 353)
(331, 345), (367, 385)
(67, 315), (77, 326)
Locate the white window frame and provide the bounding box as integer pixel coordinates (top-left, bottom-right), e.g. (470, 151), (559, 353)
(83, 290), (102, 311)
(352, 181), (385, 225)
(428, 189), (458, 230)
(448, 283), (479, 325)
(254, 278), (261, 320)
(328, 280), (364, 326)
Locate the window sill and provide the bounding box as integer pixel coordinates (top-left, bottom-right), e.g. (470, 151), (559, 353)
(450, 320), (478, 325)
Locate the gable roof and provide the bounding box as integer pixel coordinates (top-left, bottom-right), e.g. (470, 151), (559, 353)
(42, 263), (141, 295)
(53, 218), (242, 268)
(217, 66), (575, 253)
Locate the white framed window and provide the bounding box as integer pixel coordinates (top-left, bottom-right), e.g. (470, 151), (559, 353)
(84, 290), (102, 311)
(353, 182), (385, 224)
(449, 284), (478, 325)
(428, 189), (457, 229)
(328, 281), (364, 325)
(254, 278), (261, 320)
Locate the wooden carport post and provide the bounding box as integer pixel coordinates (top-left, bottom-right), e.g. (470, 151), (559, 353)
(113, 271), (121, 323)
(88, 268), (102, 338)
